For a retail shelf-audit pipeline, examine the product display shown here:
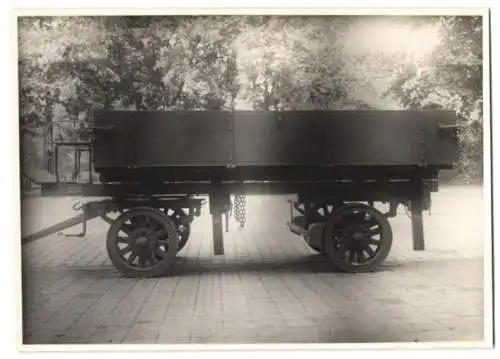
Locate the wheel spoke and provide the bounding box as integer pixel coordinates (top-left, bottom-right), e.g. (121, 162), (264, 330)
(127, 252), (137, 265)
(365, 245), (376, 257)
(334, 228), (347, 236)
(120, 223), (134, 237)
(348, 249), (355, 263)
(146, 250), (158, 266)
(128, 218), (139, 229)
(352, 250), (358, 263)
(116, 236), (130, 244)
(360, 217), (378, 229)
(149, 218), (162, 231)
(137, 215), (148, 229)
(157, 239), (169, 247)
(138, 252), (147, 268)
(352, 211), (366, 222)
(148, 228), (168, 240)
(367, 227), (381, 236)
(119, 223), (135, 236)
(119, 246), (133, 256)
(342, 248), (350, 262)
(331, 233), (344, 245)
(357, 249), (366, 263)
(154, 248), (167, 258)
(368, 238), (381, 246)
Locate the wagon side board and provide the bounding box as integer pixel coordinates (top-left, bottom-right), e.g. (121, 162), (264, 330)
(92, 110), (457, 183)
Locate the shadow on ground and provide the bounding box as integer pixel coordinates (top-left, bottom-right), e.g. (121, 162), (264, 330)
(23, 254), (484, 281)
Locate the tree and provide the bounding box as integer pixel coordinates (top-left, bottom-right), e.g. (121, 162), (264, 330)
(18, 16), (244, 176)
(18, 16), (243, 126)
(386, 16), (484, 180)
(234, 16), (360, 110)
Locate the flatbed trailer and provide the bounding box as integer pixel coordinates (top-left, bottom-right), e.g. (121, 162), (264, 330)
(21, 110), (459, 277)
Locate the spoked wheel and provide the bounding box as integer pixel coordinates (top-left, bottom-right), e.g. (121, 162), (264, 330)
(106, 207), (179, 278)
(323, 203), (392, 273)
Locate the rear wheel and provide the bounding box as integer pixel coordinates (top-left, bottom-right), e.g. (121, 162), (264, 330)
(323, 203), (393, 273)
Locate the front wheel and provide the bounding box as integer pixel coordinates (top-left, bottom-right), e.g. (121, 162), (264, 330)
(323, 203), (393, 273)
(106, 207), (179, 278)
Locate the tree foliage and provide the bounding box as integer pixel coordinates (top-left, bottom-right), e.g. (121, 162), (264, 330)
(234, 16), (360, 110)
(385, 16), (483, 180)
(18, 16), (244, 174)
(19, 17), (242, 132)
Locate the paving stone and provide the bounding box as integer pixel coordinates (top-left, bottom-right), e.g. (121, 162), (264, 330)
(87, 325), (130, 344)
(123, 323), (161, 343)
(135, 304), (168, 324)
(86, 295), (124, 314)
(156, 325), (191, 343)
(44, 313), (82, 333)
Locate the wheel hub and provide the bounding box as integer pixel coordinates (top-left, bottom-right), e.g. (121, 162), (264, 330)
(131, 228), (155, 249)
(135, 236), (149, 247)
(351, 231), (368, 245)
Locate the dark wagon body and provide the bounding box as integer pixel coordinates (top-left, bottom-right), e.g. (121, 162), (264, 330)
(93, 110), (456, 183)
(23, 110), (459, 277)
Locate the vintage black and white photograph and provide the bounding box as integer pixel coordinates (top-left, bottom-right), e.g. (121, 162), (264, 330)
(17, 9), (492, 348)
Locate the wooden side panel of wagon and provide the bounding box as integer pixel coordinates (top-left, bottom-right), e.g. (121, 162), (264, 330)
(232, 111), (328, 166)
(92, 110), (457, 183)
(94, 111), (232, 167)
(232, 110), (456, 169)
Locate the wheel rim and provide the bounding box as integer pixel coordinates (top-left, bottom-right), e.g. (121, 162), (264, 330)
(324, 204), (392, 271)
(109, 209), (178, 272)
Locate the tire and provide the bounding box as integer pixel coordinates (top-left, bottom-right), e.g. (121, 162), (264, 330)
(106, 207), (179, 278)
(323, 203), (393, 273)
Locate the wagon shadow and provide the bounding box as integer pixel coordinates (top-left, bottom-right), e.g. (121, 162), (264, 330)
(25, 256), (477, 280)
(163, 254), (399, 277)
(32, 255), (401, 279)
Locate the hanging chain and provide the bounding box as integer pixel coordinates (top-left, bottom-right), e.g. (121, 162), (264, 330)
(233, 194), (247, 229)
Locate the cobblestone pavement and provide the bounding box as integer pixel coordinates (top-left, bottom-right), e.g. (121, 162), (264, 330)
(20, 185), (489, 345)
